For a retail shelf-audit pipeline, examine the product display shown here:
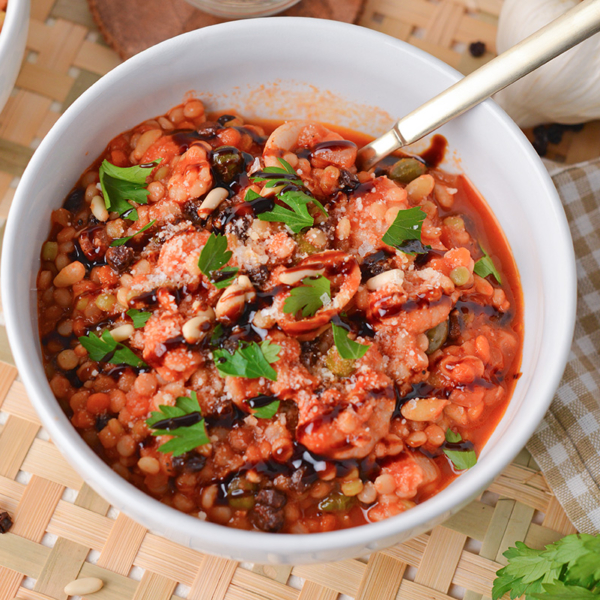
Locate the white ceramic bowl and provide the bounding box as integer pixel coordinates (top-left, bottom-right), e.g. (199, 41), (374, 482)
(2, 18), (576, 564)
(0, 0), (29, 112)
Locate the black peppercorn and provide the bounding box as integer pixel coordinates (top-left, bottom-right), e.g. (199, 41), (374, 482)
(469, 41), (486, 58)
(0, 511), (13, 533)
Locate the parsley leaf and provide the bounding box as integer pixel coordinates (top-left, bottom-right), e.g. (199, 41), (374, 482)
(127, 309), (151, 329)
(445, 428), (462, 444)
(493, 534), (600, 600)
(252, 400), (280, 419)
(78, 330), (146, 368)
(442, 429), (477, 471)
(250, 158), (327, 233)
(213, 340), (281, 381)
(211, 266), (239, 289)
(258, 190), (316, 233)
(533, 581), (600, 599)
(332, 323), (370, 360)
(146, 392), (210, 456)
(382, 207), (430, 254)
(110, 219), (156, 247)
(283, 275), (331, 318)
(99, 160), (158, 220)
(210, 323), (224, 346)
(251, 157), (302, 188)
(474, 246), (502, 284)
(197, 233), (239, 287)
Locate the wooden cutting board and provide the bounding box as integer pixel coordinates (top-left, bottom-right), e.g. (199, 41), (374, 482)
(88, 0), (365, 60)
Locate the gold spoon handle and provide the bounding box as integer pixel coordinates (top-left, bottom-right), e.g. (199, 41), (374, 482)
(357, 0), (600, 170)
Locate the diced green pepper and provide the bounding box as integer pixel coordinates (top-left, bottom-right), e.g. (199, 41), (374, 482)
(319, 491), (356, 513)
(426, 319), (449, 355)
(325, 347), (355, 377)
(389, 158), (427, 184)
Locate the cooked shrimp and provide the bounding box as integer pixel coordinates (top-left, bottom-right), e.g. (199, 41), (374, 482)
(142, 290), (202, 382)
(343, 176), (409, 257)
(382, 452), (440, 499)
(167, 145), (212, 204)
(263, 121), (357, 170)
(274, 251), (361, 340)
(296, 370), (395, 459)
(375, 327), (429, 389)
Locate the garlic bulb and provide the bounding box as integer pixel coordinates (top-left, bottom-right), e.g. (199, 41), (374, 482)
(494, 0), (600, 127)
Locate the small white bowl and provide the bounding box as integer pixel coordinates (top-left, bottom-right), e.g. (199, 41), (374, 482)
(2, 18), (576, 564)
(0, 0), (29, 112)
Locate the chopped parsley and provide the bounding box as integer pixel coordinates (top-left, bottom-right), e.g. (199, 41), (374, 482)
(332, 323), (370, 360)
(99, 159), (159, 220)
(246, 396), (281, 419)
(474, 246), (502, 284)
(493, 533), (600, 600)
(443, 428), (477, 471)
(248, 158), (328, 233)
(283, 275), (331, 318)
(126, 309), (151, 329)
(146, 392), (209, 456)
(197, 233), (239, 289)
(78, 330), (146, 368)
(213, 339), (281, 381)
(381, 207), (430, 254)
(110, 219), (156, 247)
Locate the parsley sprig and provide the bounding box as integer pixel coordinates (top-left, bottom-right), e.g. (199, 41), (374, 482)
(443, 429), (477, 471)
(332, 322), (370, 360)
(283, 275), (331, 318)
(197, 233), (239, 289)
(78, 330), (146, 368)
(146, 392), (209, 456)
(474, 246), (502, 284)
(382, 207), (431, 255)
(110, 219), (156, 247)
(493, 534), (600, 600)
(127, 309), (151, 329)
(248, 158), (328, 234)
(213, 339), (281, 381)
(99, 160), (159, 221)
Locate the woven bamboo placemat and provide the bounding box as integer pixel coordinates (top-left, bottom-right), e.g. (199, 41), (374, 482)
(0, 0), (595, 598)
(0, 357), (579, 599)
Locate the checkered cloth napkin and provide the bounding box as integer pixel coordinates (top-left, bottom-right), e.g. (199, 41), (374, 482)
(528, 158), (600, 534)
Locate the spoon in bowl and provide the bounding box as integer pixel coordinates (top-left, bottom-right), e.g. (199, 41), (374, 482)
(356, 0), (600, 171)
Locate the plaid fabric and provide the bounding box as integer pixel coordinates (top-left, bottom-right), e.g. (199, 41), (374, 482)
(527, 158), (600, 534)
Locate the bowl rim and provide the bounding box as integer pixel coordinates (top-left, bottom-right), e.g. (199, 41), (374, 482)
(0, 0), (28, 60)
(2, 17), (577, 560)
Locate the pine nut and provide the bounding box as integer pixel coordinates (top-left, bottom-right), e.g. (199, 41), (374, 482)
(253, 308), (276, 329)
(215, 278), (254, 323)
(435, 183), (456, 210)
(279, 268), (325, 285)
(198, 187), (229, 218)
(366, 269), (404, 291)
(182, 308), (214, 344)
(260, 184), (285, 197)
(110, 324), (134, 342)
(64, 577), (104, 596)
(54, 261), (86, 288)
(133, 129), (162, 161)
(90, 195), (109, 222)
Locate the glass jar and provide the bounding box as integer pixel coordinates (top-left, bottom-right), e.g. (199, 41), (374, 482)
(183, 0), (301, 18)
